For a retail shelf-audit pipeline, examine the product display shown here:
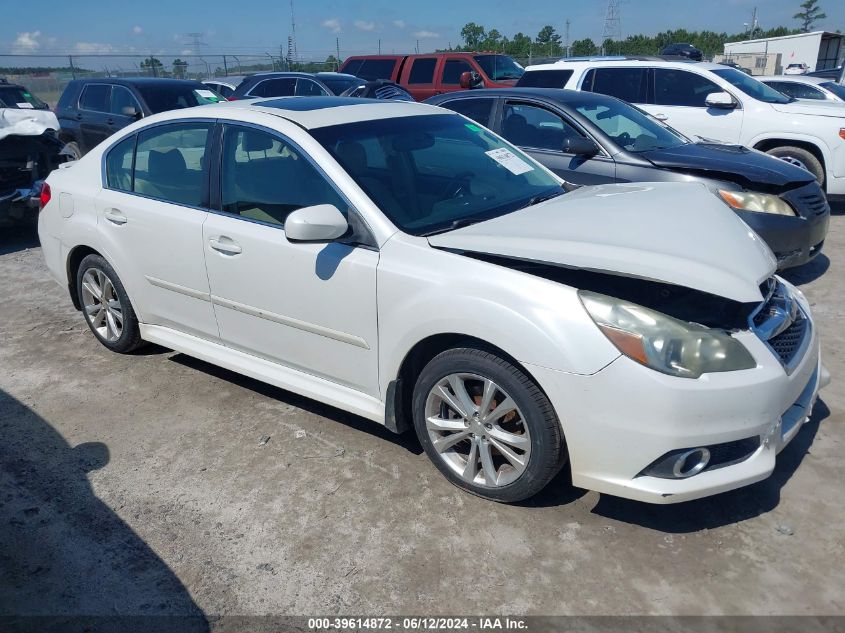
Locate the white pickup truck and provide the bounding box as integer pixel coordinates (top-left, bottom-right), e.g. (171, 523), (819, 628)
(518, 58), (845, 199)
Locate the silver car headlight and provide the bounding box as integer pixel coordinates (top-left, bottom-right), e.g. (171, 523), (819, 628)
(579, 291), (757, 379)
(718, 189), (797, 216)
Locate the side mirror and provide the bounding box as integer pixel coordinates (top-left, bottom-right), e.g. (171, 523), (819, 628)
(285, 204), (348, 242)
(562, 136), (600, 157)
(121, 105), (141, 118)
(705, 92), (737, 109)
(459, 71), (483, 90)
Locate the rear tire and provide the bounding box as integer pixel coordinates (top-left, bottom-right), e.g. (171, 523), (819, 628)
(412, 347), (566, 503)
(76, 254), (144, 353)
(766, 146), (824, 186)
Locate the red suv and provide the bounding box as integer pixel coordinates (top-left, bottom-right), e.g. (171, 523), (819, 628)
(339, 52), (524, 101)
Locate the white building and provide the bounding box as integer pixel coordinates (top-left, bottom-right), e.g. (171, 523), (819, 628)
(723, 31), (844, 73)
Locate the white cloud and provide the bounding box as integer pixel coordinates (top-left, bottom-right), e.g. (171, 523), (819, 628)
(181, 49), (193, 56)
(354, 20), (376, 31)
(321, 18), (341, 33)
(132, 26), (143, 34)
(12, 31), (41, 53)
(72, 41), (115, 54)
(392, 20), (406, 29)
(414, 30), (440, 39)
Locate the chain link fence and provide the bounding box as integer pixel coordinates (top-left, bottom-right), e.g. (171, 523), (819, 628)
(0, 54), (340, 107)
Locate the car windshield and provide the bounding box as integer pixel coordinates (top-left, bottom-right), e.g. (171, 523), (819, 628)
(320, 77), (364, 95)
(821, 81), (845, 100)
(572, 96), (689, 152)
(711, 68), (792, 104)
(311, 114), (563, 236)
(134, 84), (214, 113)
(473, 55), (525, 81)
(0, 86), (48, 109)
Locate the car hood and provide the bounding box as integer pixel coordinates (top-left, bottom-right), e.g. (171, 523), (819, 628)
(640, 142), (814, 191)
(0, 108), (59, 141)
(770, 100), (845, 117)
(427, 182), (776, 303)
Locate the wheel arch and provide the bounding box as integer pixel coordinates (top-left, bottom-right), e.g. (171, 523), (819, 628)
(752, 137), (827, 172)
(66, 245), (103, 310)
(385, 333), (546, 435)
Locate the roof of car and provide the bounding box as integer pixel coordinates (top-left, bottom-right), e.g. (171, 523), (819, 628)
(759, 75), (828, 85)
(428, 87), (618, 106)
(142, 96), (444, 130)
(243, 72), (322, 80)
(525, 58), (724, 72)
(75, 77), (205, 86)
(314, 72), (359, 79)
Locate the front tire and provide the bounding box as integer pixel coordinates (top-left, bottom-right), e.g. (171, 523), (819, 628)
(412, 347), (566, 503)
(76, 254), (143, 353)
(766, 146), (824, 187)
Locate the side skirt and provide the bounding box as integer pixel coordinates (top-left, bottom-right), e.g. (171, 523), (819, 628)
(140, 323), (386, 424)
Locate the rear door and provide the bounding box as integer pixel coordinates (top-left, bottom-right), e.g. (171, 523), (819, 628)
(77, 84), (113, 151)
(403, 57), (439, 101)
(96, 121), (219, 340)
(436, 57), (475, 96)
(500, 100), (617, 185)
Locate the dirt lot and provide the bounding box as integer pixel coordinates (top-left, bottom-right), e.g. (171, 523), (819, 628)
(1, 209), (843, 620)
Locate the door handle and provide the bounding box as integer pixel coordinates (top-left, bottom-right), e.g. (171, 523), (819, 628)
(209, 237), (242, 255)
(103, 208), (127, 225)
(654, 113), (668, 121)
(75, 113), (83, 120)
(106, 117), (114, 125)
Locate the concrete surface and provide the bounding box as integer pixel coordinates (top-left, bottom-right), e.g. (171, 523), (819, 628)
(0, 211), (843, 619)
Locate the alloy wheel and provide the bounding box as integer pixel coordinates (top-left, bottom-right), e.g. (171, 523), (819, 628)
(424, 373), (531, 487)
(81, 268), (124, 342)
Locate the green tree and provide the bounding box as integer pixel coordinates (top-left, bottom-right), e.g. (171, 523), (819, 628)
(172, 58), (188, 79)
(570, 38), (598, 57)
(460, 22), (486, 49)
(536, 25), (562, 55)
(794, 0), (826, 32)
(140, 56), (163, 77)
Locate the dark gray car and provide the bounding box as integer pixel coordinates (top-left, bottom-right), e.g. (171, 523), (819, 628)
(426, 88), (829, 269)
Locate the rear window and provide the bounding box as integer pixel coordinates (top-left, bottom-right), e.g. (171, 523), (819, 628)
(0, 86), (48, 109)
(358, 59), (398, 81)
(408, 58), (437, 84)
(319, 77), (364, 95)
(134, 83), (204, 113)
(517, 69), (574, 88)
(582, 68), (648, 103)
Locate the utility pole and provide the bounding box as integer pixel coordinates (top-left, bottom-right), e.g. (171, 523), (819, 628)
(750, 6), (759, 37)
(378, 39), (381, 55)
(602, 0), (622, 54)
(565, 19), (571, 57)
(289, 0), (298, 65)
(416, 39), (420, 54)
(336, 38), (341, 68)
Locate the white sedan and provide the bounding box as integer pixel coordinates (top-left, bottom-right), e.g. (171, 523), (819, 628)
(38, 97), (826, 503)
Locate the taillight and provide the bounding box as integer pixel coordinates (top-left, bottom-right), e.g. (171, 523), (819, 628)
(227, 96), (239, 101)
(39, 182), (51, 209)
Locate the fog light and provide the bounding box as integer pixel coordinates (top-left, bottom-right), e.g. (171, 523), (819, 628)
(672, 447), (711, 478)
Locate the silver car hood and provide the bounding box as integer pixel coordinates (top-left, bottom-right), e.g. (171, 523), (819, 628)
(428, 182), (776, 303)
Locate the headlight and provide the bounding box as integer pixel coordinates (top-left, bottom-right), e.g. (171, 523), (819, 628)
(579, 291), (756, 379)
(718, 190), (796, 216)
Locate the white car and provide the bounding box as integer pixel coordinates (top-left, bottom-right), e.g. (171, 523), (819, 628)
(784, 63), (809, 75)
(519, 58), (845, 199)
(38, 98), (827, 504)
(760, 75), (845, 105)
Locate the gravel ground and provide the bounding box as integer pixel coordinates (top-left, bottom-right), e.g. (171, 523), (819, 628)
(1, 210), (843, 620)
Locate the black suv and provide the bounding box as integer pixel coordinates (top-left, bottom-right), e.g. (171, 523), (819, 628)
(660, 43), (703, 61)
(228, 72), (364, 100)
(55, 78), (223, 157)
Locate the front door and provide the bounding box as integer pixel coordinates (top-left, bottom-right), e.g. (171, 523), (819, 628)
(499, 101), (617, 185)
(96, 121), (219, 340)
(78, 83), (113, 152)
(202, 123), (380, 396)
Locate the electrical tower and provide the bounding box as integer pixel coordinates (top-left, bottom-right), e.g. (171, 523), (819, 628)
(602, 0), (622, 44)
(289, 0), (299, 65)
(185, 32), (207, 56)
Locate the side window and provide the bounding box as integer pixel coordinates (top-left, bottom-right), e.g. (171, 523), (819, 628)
(251, 78), (296, 97)
(518, 69), (574, 88)
(133, 123), (211, 207)
(442, 59), (473, 85)
(358, 59), (397, 81)
(583, 68), (647, 103)
(221, 126), (346, 227)
(408, 58), (437, 84)
(654, 69), (722, 107)
(105, 135), (135, 191)
(766, 81), (824, 100)
(441, 98), (495, 127)
(295, 79), (328, 96)
(80, 84), (111, 112)
(110, 85), (139, 116)
(502, 102), (585, 152)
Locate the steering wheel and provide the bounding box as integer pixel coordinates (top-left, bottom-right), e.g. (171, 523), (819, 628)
(444, 171), (474, 199)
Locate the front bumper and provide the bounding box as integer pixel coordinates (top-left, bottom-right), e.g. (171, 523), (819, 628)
(528, 295), (824, 504)
(738, 183), (830, 270)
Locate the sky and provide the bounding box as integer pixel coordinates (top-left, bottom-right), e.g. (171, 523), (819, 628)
(2, 0), (844, 63)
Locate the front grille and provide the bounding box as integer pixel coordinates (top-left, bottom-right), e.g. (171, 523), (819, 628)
(781, 182), (830, 217)
(707, 437), (761, 471)
(768, 316), (809, 365)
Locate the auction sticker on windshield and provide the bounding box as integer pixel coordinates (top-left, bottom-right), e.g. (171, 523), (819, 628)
(485, 148), (533, 175)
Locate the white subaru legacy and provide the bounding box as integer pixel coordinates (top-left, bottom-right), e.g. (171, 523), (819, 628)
(38, 97), (826, 504)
